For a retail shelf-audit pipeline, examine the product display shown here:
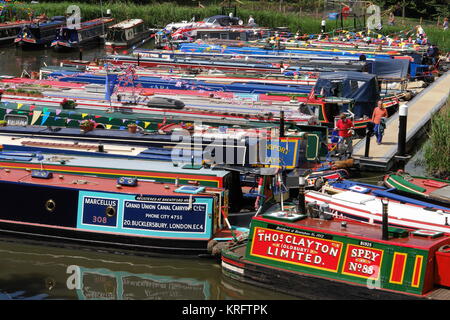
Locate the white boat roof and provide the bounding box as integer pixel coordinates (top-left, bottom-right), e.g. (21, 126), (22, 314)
(332, 191), (376, 204)
(110, 19), (144, 29)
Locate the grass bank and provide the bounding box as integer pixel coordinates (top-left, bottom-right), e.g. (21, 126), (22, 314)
(27, 1), (449, 51)
(423, 99), (450, 179)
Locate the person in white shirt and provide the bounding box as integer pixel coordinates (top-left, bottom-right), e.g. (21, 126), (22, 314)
(248, 15), (255, 26)
(321, 18), (326, 33)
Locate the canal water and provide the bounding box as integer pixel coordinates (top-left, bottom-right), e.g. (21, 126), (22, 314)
(0, 44), (427, 301)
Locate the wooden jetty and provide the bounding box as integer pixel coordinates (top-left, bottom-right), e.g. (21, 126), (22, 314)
(352, 71), (450, 171)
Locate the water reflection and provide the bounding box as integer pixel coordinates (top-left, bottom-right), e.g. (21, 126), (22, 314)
(0, 238), (297, 300)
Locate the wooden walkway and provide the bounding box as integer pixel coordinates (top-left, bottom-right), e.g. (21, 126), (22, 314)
(352, 71), (450, 171)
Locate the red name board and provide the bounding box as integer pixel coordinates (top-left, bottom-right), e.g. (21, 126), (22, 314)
(341, 244), (384, 279)
(250, 227), (343, 272)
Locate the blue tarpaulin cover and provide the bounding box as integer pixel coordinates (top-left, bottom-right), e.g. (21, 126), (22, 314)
(314, 71), (380, 118)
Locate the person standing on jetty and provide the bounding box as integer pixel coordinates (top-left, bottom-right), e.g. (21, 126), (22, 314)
(371, 100), (388, 145)
(335, 113), (354, 155)
(444, 18), (449, 31)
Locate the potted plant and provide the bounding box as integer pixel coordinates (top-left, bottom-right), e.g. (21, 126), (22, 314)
(61, 99), (77, 109)
(80, 119), (95, 133)
(127, 123), (138, 133)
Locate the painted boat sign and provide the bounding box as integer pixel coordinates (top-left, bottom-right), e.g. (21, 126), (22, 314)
(250, 227), (343, 272)
(77, 191), (213, 239)
(122, 199), (207, 233)
(341, 244), (384, 280)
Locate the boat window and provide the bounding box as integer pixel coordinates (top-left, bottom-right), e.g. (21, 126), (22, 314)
(324, 103), (340, 122)
(299, 104), (314, 116)
(107, 29), (125, 42)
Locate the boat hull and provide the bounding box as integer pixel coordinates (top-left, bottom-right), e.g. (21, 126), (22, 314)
(221, 245), (423, 300)
(0, 174), (221, 256)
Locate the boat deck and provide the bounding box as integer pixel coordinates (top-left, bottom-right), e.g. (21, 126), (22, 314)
(352, 70), (450, 171)
(0, 167), (221, 195)
(256, 215), (450, 249)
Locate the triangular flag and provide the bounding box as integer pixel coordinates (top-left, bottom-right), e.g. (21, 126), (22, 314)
(6, 109), (12, 114)
(106, 124), (112, 129)
(30, 105), (36, 111)
(55, 109), (62, 115)
(31, 110), (42, 125)
(17, 104), (23, 109)
(40, 111), (51, 125)
(144, 121), (150, 128)
(82, 113), (88, 118)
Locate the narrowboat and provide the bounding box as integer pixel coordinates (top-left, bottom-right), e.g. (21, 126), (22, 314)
(384, 170), (450, 206)
(15, 16), (66, 49)
(324, 179), (450, 212)
(221, 208), (450, 299)
(0, 20), (31, 46)
(0, 123), (325, 171)
(0, 150), (248, 214)
(51, 18), (114, 51)
(0, 167), (241, 256)
(105, 19), (152, 50)
(304, 189), (450, 233)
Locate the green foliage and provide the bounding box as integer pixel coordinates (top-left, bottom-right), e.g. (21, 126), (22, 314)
(424, 102), (450, 179)
(28, 1), (449, 50)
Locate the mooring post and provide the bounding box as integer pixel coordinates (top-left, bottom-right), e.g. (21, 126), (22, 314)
(397, 104), (408, 157)
(381, 198), (389, 241)
(395, 104), (410, 169)
(297, 176), (306, 215)
(364, 122), (374, 158)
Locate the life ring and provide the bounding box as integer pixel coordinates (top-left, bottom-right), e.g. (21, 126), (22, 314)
(105, 206), (116, 218)
(45, 199), (56, 213)
(438, 245), (450, 253)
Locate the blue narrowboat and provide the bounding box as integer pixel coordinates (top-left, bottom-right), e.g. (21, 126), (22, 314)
(51, 17), (114, 51)
(15, 16), (66, 49)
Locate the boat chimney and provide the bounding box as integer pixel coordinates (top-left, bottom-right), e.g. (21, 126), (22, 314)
(297, 176), (306, 214)
(381, 197), (389, 240)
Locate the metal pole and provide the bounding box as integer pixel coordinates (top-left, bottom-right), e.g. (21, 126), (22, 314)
(279, 109), (285, 138)
(298, 176), (306, 214)
(364, 123), (372, 157)
(382, 198), (389, 240)
(397, 104), (408, 157)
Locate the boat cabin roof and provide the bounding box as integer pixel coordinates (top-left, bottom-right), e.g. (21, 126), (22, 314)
(255, 215), (450, 250)
(0, 152), (230, 178)
(0, 168), (222, 196)
(0, 20), (31, 28)
(109, 19), (144, 30)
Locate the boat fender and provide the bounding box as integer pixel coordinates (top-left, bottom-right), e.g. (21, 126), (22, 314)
(438, 245), (450, 253)
(209, 241), (231, 258)
(207, 239), (218, 254)
(45, 199), (56, 213)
